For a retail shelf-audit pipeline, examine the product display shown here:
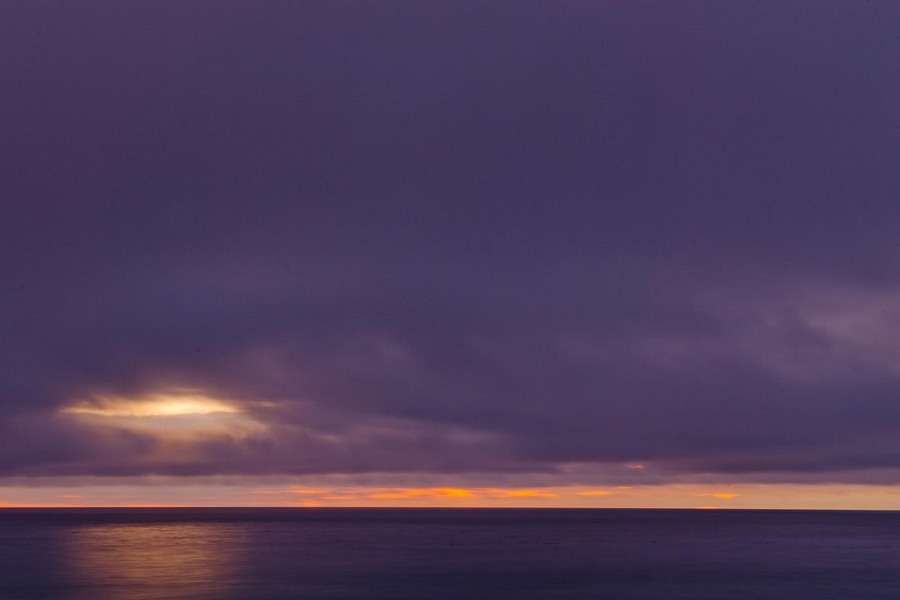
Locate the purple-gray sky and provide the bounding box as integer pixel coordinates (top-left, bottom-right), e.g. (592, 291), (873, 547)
(3, 1), (900, 492)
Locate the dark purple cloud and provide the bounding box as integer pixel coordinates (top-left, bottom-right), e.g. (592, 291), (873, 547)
(3, 1), (900, 482)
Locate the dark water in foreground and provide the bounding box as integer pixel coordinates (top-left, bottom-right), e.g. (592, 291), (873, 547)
(1, 509), (900, 599)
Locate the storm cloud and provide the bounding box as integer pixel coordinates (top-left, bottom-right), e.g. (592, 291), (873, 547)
(3, 1), (900, 484)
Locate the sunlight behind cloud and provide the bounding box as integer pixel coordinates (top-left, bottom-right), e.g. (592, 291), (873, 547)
(59, 390), (266, 439)
(62, 392), (240, 418)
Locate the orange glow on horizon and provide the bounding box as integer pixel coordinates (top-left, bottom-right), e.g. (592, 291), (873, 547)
(703, 492), (740, 500)
(576, 489), (613, 497)
(484, 488), (558, 498)
(5, 483), (900, 510)
(367, 487), (475, 500)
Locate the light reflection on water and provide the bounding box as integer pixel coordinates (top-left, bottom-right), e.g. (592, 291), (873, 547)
(65, 523), (243, 600)
(4, 509), (900, 599)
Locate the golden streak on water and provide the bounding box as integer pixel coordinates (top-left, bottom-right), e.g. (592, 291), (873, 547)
(66, 523), (240, 599)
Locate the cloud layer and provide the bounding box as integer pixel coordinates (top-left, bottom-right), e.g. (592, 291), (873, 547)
(3, 1), (900, 485)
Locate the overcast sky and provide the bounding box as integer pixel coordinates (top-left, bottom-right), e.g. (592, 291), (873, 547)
(3, 2), (900, 506)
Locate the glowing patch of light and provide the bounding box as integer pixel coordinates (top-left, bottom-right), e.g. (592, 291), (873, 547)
(62, 392), (240, 418)
(707, 492), (739, 500)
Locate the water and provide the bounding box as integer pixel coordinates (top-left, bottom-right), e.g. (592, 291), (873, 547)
(1, 508), (900, 599)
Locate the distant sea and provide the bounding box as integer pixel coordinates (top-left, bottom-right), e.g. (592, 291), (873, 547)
(2, 508), (899, 599)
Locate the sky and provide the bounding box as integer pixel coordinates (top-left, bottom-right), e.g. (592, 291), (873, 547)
(3, 1), (900, 508)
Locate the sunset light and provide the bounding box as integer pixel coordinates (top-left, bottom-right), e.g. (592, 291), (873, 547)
(58, 390), (264, 440)
(4, 1), (900, 597)
(62, 392), (240, 418)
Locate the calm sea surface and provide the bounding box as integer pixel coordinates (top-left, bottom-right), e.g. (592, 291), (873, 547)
(1, 508), (899, 599)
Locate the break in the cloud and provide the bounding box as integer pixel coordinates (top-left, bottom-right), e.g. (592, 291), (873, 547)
(3, 1), (900, 501)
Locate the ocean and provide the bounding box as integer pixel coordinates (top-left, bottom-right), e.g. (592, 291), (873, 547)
(1, 508), (898, 599)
